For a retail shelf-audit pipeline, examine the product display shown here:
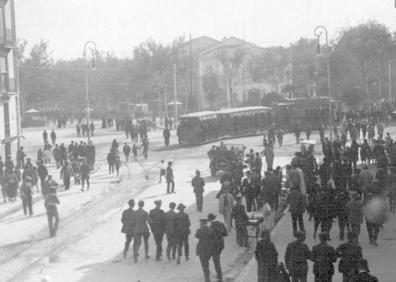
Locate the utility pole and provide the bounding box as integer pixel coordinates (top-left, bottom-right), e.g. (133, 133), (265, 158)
(389, 60), (392, 101)
(83, 41), (97, 143)
(189, 34), (193, 113)
(314, 25), (333, 141)
(173, 63), (178, 129)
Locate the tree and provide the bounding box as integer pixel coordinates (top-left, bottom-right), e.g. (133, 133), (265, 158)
(216, 47), (245, 107)
(333, 21), (394, 103)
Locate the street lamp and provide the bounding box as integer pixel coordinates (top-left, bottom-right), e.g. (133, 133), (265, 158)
(83, 41), (97, 143)
(314, 25), (333, 141)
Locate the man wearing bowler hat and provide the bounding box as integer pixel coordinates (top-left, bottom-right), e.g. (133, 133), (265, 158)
(208, 213), (227, 282)
(175, 203), (190, 264)
(121, 199), (135, 258)
(149, 200), (166, 261)
(195, 218), (215, 282)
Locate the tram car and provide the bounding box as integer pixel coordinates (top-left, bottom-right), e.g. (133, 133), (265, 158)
(178, 106), (272, 145)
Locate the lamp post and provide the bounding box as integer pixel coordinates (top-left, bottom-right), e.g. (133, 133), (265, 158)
(83, 41), (97, 143)
(314, 25), (333, 141)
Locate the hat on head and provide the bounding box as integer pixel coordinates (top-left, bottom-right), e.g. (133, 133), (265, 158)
(169, 202), (176, 208)
(177, 203), (186, 210)
(128, 199), (135, 206)
(207, 213), (216, 221)
(154, 199), (161, 204)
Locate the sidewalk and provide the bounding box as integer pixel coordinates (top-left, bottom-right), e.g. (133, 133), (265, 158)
(235, 209), (396, 282)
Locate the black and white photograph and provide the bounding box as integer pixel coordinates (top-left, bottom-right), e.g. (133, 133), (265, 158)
(1, 0), (396, 281)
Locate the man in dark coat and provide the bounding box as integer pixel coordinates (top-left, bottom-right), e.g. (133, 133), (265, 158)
(192, 170), (205, 212)
(20, 178), (33, 216)
(132, 200), (150, 262)
(195, 218), (215, 282)
(334, 187), (350, 241)
(37, 162), (48, 194)
(336, 231), (362, 282)
(285, 231), (311, 282)
(310, 232), (337, 282)
(175, 203), (191, 264)
(165, 202), (177, 260)
(149, 200), (166, 261)
(44, 187), (60, 237)
(242, 171), (256, 212)
(208, 213), (227, 282)
(255, 230), (278, 282)
(231, 196), (249, 247)
(121, 199), (135, 258)
(163, 127), (171, 146)
(166, 161), (175, 194)
(346, 192), (363, 239)
(107, 150), (116, 174)
(287, 187), (306, 237)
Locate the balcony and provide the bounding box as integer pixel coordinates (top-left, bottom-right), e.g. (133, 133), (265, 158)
(0, 75), (16, 93)
(5, 28), (13, 43)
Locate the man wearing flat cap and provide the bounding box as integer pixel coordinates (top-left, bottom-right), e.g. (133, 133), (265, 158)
(149, 200), (166, 261)
(121, 199), (135, 258)
(175, 203), (191, 264)
(208, 213), (227, 282)
(310, 232), (337, 282)
(285, 231), (311, 282)
(195, 218), (215, 282)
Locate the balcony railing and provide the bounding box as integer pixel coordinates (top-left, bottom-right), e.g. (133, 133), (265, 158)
(0, 75), (16, 92)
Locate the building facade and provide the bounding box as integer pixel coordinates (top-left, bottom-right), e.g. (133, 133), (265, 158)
(0, 0), (20, 160)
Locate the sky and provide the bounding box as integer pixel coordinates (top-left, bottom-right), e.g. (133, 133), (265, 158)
(14, 0), (396, 60)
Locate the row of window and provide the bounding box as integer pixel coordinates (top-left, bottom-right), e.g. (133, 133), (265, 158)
(0, 1), (14, 44)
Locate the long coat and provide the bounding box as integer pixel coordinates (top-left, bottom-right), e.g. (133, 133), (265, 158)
(175, 212), (191, 236)
(121, 208), (135, 234)
(132, 209), (149, 234)
(310, 242), (337, 275)
(255, 239), (278, 281)
(195, 226), (215, 256)
(218, 193), (234, 215)
(210, 221), (227, 254)
(285, 240), (311, 276)
(165, 210), (177, 236)
(336, 241), (362, 275)
(149, 208), (166, 234)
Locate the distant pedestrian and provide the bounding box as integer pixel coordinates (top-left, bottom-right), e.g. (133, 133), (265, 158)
(123, 143), (130, 162)
(20, 177), (33, 216)
(132, 200), (150, 262)
(165, 202), (177, 260)
(346, 192), (363, 239)
(107, 150), (116, 174)
(231, 195), (249, 247)
(218, 184), (234, 232)
(166, 161), (175, 194)
(255, 230), (278, 282)
(121, 199), (135, 258)
(175, 203), (191, 264)
(195, 218), (215, 282)
(192, 170), (205, 212)
(115, 155), (121, 176)
(50, 129), (56, 145)
(163, 127), (171, 146)
(80, 160), (91, 191)
(158, 160), (166, 183)
(44, 187), (60, 237)
(149, 200), (166, 261)
(208, 213), (227, 282)
(132, 144), (138, 160)
(286, 187), (306, 237)
(43, 130), (48, 143)
(60, 161), (72, 190)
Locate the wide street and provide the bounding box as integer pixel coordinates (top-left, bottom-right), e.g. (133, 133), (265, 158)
(1, 122), (396, 282)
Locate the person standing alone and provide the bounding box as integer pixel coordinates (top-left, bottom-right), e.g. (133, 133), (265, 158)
(166, 161), (175, 194)
(45, 187), (60, 237)
(192, 170), (205, 212)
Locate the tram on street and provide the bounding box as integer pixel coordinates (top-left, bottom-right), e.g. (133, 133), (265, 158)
(178, 106), (272, 145)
